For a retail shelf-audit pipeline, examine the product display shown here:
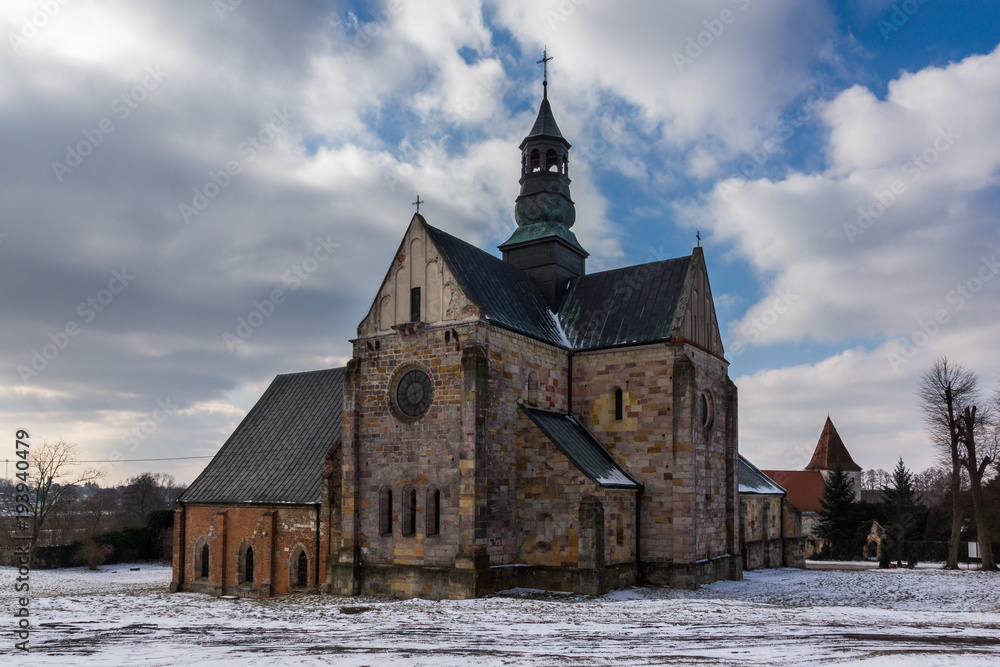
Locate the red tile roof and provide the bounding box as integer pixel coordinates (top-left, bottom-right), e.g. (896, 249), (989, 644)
(760, 470), (827, 513)
(806, 417), (861, 472)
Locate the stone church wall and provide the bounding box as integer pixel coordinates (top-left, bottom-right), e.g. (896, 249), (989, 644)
(339, 319), (577, 599)
(740, 494), (784, 570)
(571, 342), (740, 586)
(171, 504), (322, 598)
(514, 408), (637, 569)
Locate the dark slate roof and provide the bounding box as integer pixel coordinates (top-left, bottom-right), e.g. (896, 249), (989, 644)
(806, 417), (862, 472)
(521, 406), (639, 489)
(179, 367), (344, 505)
(738, 455), (786, 495)
(527, 97), (565, 140)
(426, 223), (567, 347)
(558, 256), (691, 350)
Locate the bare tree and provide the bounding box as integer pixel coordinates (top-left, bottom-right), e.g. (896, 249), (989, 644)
(25, 438), (104, 559)
(956, 403), (997, 570)
(918, 357), (978, 569)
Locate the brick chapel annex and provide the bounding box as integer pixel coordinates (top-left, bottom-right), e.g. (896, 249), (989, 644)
(170, 72), (742, 600)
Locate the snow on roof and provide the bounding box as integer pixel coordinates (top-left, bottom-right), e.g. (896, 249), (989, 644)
(738, 455), (786, 495)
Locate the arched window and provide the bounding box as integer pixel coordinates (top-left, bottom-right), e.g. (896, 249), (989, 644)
(242, 546), (254, 584)
(402, 486), (417, 536)
(529, 149), (540, 172)
(379, 486), (393, 536)
(296, 550), (308, 588)
(545, 148), (558, 171)
(616, 514), (624, 546)
(200, 543), (210, 578)
(526, 370), (539, 406)
(614, 388), (623, 421)
(426, 487), (441, 536)
(194, 538), (210, 579)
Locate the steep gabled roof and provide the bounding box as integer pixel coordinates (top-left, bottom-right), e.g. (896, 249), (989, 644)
(179, 367), (343, 505)
(806, 417), (861, 472)
(761, 470), (826, 513)
(558, 256), (691, 350)
(521, 406), (639, 489)
(739, 455), (786, 495)
(426, 224), (567, 347)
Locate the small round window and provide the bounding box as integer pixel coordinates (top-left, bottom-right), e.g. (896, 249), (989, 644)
(699, 392), (714, 430)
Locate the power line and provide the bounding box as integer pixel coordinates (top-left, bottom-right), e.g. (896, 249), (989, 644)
(1, 455), (213, 464)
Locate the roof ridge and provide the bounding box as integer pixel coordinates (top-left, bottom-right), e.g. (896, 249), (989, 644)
(570, 255), (691, 282)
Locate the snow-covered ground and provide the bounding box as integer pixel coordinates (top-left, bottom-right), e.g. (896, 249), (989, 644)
(4, 562), (999, 666)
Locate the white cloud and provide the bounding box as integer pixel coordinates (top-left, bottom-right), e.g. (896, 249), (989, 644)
(696, 45), (1000, 350)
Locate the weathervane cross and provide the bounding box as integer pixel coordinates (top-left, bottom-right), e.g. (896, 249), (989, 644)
(412, 194), (425, 214)
(537, 47), (553, 86)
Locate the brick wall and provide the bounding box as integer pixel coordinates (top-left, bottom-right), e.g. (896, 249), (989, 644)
(172, 503), (322, 598)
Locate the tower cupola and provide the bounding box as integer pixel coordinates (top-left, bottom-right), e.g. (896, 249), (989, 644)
(500, 50), (588, 310)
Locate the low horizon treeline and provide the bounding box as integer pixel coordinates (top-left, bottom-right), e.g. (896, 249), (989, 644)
(0, 471), (186, 550)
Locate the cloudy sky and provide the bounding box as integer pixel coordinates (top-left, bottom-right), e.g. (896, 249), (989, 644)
(2, 0), (999, 485)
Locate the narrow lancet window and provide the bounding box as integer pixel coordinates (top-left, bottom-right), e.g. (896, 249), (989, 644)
(379, 486), (393, 536)
(200, 543), (209, 578)
(410, 287), (421, 322)
(426, 487), (441, 536)
(402, 486), (417, 536)
(296, 550), (308, 588)
(244, 546), (254, 583)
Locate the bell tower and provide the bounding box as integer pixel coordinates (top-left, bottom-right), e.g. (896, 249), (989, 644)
(499, 50), (588, 310)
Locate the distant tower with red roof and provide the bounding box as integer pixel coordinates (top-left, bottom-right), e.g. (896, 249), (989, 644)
(761, 417), (864, 558)
(805, 417), (862, 502)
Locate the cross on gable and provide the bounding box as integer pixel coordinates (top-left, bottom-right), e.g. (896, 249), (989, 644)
(412, 194), (425, 214)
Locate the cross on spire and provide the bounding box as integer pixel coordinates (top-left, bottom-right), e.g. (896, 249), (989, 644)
(537, 47), (553, 97)
(696, 230), (701, 247)
(412, 194), (424, 214)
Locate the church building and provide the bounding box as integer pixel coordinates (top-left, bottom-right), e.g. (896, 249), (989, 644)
(171, 74), (741, 600)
